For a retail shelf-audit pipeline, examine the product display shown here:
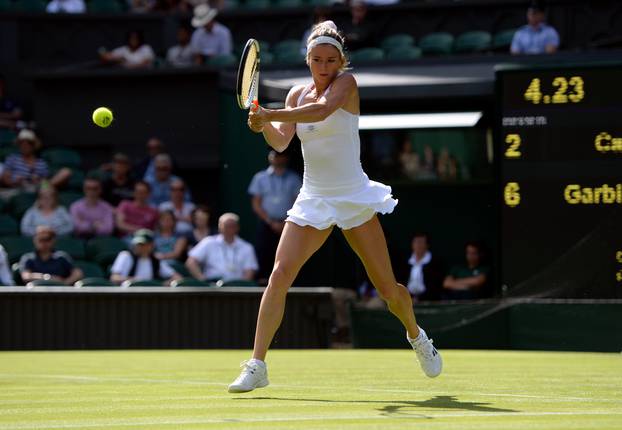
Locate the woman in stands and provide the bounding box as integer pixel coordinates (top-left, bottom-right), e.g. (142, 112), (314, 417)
(228, 21), (442, 393)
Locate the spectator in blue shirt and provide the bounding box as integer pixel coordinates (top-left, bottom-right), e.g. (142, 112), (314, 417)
(511, 3), (560, 55)
(145, 154), (190, 207)
(248, 150), (302, 282)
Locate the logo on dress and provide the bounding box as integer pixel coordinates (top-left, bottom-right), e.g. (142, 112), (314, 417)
(307, 124), (316, 133)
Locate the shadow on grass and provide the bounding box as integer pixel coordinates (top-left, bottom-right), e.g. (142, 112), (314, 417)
(235, 395), (518, 417)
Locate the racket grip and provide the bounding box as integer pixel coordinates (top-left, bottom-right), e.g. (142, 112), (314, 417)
(251, 100), (259, 112)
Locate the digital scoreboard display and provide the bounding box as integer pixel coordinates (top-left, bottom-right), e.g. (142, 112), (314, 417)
(497, 63), (622, 298)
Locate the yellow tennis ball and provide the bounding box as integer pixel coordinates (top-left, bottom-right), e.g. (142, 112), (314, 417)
(92, 107), (113, 128)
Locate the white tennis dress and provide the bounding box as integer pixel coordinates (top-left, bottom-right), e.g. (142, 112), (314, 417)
(286, 82), (398, 230)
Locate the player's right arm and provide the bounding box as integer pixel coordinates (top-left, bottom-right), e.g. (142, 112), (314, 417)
(248, 85), (304, 153)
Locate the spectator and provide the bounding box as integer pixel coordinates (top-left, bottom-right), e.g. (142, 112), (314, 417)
(442, 241), (489, 300)
(301, 7), (331, 55)
(0, 74), (23, 130)
(99, 30), (155, 69)
(110, 228), (181, 285)
(135, 137), (174, 182)
(189, 3), (233, 64)
(146, 154), (190, 207)
(418, 144), (437, 180)
(511, 2), (560, 55)
(154, 210), (188, 264)
(248, 150), (301, 282)
(1, 129), (71, 194)
(341, 0), (377, 51)
(436, 147), (458, 181)
(187, 205), (213, 246)
(70, 177), (115, 238)
(166, 25), (194, 68)
(406, 232), (444, 302)
(0, 244), (14, 286)
(399, 138), (420, 180)
(19, 226), (83, 286)
(185, 212), (258, 282)
(159, 178), (195, 235)
(127, 0), (154, 13)
(46, 0), (86, 13)
(102, 153), (135, 207)
(115, 181), (159, 236)
(21, 185), (73, 237)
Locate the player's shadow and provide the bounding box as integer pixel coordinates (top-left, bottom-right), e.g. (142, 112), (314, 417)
(236, 395), (517, 417)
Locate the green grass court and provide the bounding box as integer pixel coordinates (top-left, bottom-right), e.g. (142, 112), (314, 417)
(1, 349), (621, 429)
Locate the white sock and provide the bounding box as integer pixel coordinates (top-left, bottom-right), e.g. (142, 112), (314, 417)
(407, 327), (426, 344)
(248, 358), (266, 368)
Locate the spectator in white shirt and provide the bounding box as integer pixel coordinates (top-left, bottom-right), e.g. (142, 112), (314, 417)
(189, 4), (232, 65)
(0, 244), (14, 286)
(46, 0), (86, 13)
(166, 25), (194, 68)
(100, 30), (155, 69)
(185, 212), (258, 282)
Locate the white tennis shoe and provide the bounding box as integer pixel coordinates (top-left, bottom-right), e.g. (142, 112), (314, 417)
(408, 327), (442, 378)
(228, 359), (269, 393)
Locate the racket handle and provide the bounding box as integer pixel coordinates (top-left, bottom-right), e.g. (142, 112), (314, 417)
(251, 100), (259, 112)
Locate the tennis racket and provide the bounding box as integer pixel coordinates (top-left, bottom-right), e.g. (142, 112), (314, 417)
(236, 38), (260, 111)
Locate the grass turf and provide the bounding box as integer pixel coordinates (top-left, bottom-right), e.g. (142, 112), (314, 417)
(0, 349), (621, 429)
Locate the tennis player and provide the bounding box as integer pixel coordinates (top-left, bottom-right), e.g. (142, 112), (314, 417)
(229, 21), (442, 393)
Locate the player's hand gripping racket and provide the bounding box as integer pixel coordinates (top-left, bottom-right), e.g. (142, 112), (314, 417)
(236, 38), (260, 112)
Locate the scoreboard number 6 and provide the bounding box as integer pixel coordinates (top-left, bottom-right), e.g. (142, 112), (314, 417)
(505, 134), (522, 158)
(504, 182), (521, 207)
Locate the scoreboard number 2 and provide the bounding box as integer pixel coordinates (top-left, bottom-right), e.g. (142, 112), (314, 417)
(505, 134), (522, 158)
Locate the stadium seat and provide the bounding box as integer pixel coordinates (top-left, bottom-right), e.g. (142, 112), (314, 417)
(88, 0), (124, 13)
(41, 148), (81, 168)
(217, 279), (259, 287)
(0, 198), (6, 214)
(26, 279), (67, 287)
(12, 0), (46, 12)
(0, 236), (33, 264)
(273, 39), (301, 55)
(8, 192), (36, 220)
(0, 129), (16, 145)
(349, 48), (385, 64)
(258, 40), (271, 52)
(260, 51), (274, 65)
(171, 277), (215, 287)
(381, 34), (415, 51)
(493, 28), (517, 52)
(243, 0), (270, 9)
(63, 169), (85, 191)
(273, 0), (304, 7)
(0, 214), (19, 236)
(206, 54), (237, 67)
(386, 46), (422, 61)
(454, 31), (492, 53)
(59, 191), (83, 208)
(167, 260), (191, 278)
(74, 277), (116, 287)
(74, 260), (105, 278)
(0, 146), (17, 162)
(419, 32), (454, 55)
(124, 279), (166, 287)
(86, 236), (127, 261)
(274, 50), (305, 65)
(55, 237), (85, 260)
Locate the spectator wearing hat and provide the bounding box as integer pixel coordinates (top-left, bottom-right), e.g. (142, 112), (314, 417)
(102, 153), (135, 207)
(46, 0), (86, 13)
(185, 212), (258, 282)
(70, 177), (115, 239)
(19, 226), (83, 286)
(189, 3), (233, 65)
(0, 244), (14, 286)
(1, 129), (71, 195)
(110, 229), (181, 285)
(21, 185), (73, 237)
(116, 181), (160, 236)
(511, 2), (560, 55)
(99, 29), (155, 69)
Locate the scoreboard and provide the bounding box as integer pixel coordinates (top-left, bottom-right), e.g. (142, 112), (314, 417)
(497, 63), (622, 298)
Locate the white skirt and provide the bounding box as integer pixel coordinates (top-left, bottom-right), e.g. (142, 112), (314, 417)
(286, 180), (398, 230)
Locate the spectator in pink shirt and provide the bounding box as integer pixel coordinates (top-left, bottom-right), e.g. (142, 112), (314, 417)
(115, 181), (159, 236)
(70, 177), (115, 238)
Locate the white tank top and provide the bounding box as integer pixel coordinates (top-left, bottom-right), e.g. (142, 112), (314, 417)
(295, 82), (368, 196)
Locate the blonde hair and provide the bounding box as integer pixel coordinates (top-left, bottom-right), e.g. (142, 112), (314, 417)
(306, 21), (349, 71)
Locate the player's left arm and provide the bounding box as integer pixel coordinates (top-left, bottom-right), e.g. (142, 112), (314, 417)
(262, 73), (356, 123)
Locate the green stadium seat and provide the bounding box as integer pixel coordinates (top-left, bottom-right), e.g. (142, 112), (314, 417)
(9, 192), (36, 219)
(171, 277), (215, 287)
(0, 214), (19, 236)
(55, 237), (85, 260)
(243, 0), (270, 8)
(274, 50), (305, 65)
(258, 40), (271, 52)
(0, 236), (34, 264)
(218, 279), (259, 287)
(381, 34), (415, 51)
(273, 39), (301, 55)
(0, 146), (17, 162)
(0, 199), (7, 214)
(74, 260), (105, 278)
(222, 0), (241, 9)
(261, 51), (274, 65)
(493, 28), (517, 52)
(26, 279), (67, 287)
(419, 32), (454, 55)
(124, 279), (166, 287)
(0, 129), (16, 145)
(273, 0), (304, 7)
(59, 191), (83, 208)
(167, 260), (191, 278)
(206, 54), (237, 67)
(454, 31), (492, 53)
(75, 277), (117, 287)
(13, 0), (46, 12)
(63, 169), (86, 191)
(386, 46), (422, 61)
(86, 236), (127, 261)
(41, 148), (82, 168)
(88, 0), (124, 13)
(349, 48), (385, 64)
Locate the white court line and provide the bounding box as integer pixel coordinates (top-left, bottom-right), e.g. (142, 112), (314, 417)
(1, 411), (622, 430)
(1, 373), (621, 404)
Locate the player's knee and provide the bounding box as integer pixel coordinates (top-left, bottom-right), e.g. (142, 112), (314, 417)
(268, 262), (296, 289)
(375, 283), (399, 303)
